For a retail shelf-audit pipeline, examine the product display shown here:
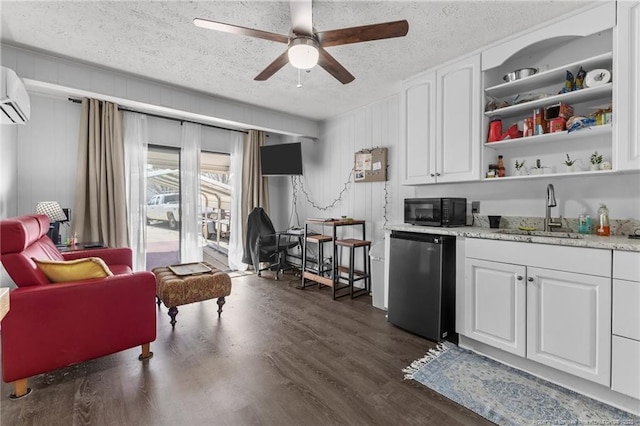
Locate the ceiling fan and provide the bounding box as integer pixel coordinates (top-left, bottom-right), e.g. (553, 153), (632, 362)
(193, 0), (409, 84)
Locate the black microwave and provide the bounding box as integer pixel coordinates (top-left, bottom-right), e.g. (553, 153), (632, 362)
(404, 198), (467, 227)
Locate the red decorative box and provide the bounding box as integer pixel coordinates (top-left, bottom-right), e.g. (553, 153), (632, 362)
(548, 117), (567, 133)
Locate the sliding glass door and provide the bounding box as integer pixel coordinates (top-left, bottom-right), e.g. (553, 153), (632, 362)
(144, 147), (231, 271)
(145, 146), (180, 270)
(200, 151), (231, 269)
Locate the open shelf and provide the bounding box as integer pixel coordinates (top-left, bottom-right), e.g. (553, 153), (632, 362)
(485, 52), (613, 98)
(483, 124), (612, 149)
(485, 83), (612, 119)
(482, 168), (616, 182)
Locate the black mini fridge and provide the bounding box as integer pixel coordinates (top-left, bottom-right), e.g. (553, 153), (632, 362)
(387, 231), (456, 343)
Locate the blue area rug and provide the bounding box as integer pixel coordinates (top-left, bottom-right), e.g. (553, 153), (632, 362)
(403, 342), (640, 426)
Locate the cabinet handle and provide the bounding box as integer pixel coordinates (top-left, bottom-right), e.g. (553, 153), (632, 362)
(516, 275), (523, 281)
(430, 173), (435, 177)
(436, 172), (441, 176)
(527, 277), (534, 282)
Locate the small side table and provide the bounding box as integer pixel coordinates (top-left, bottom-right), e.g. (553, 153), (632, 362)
(57, 242), (106, 253)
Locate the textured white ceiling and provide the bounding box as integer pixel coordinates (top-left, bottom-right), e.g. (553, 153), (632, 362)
(0, 1), (591, 121)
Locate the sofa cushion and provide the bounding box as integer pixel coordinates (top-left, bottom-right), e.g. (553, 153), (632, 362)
(33, 257), (114, 283)
(0, 215), (46, 254)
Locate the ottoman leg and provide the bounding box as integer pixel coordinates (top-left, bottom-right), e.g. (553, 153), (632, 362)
(217, 297), (226, 318)
(168, 306), (179, 328)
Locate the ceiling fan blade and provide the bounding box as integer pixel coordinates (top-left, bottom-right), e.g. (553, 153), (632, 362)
(290, 0), (313, 36)
(254, 50), (290, 81)
(317, 48), (355, 85)
(194, 18), (288, 44)
(317, 20), (409, 48)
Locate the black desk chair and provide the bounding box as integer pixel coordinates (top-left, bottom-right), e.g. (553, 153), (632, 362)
(242, 207), (298, 279)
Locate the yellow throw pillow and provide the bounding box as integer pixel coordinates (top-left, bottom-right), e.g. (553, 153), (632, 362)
(33, 257), (113, 283)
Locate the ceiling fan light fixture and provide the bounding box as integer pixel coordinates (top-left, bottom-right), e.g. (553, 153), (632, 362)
(288, 37), (319, 70)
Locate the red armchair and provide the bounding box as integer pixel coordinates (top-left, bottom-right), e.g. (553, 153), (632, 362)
(0, 214), (156, 398)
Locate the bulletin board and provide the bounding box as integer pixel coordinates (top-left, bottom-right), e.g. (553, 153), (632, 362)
(354, 148), (388, 182)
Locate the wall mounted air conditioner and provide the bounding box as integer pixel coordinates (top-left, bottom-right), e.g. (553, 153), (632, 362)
(1, 66), (31, 124)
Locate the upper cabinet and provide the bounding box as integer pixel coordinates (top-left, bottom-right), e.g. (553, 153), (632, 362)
(401, 71), (437, 184)
(400, 2), (639, 185)
(480, 2), (617, 179)
(401, 54), (481, 185)
(614, 1), (640, 171)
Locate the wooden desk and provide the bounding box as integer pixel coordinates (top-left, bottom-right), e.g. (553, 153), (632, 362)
(0, 287), (9, 322)
(301, 219), (366, 295)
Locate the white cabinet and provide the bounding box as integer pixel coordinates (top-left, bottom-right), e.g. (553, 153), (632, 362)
(465, 258), (526, 357)
(435, 55), (481, 183)
(401, 54), (481, 185)
(480, 2), (617, 179)
(401, 72), (436, 184)
(527, 267), (611, 386)
(611, 251), (640, 398)
(464, 238), (612, 385)
(614, 0), (640, 171)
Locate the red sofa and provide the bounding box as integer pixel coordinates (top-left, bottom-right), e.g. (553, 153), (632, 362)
(0, 214), (156, 398)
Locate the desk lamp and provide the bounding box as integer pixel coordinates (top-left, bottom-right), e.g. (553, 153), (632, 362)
(35, 201), (67, 244)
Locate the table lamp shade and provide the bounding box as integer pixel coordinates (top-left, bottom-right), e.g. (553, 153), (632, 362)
(35, 201), (67, 222)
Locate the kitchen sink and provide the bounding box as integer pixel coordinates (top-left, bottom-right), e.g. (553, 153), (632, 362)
(494, 229), (585, 239)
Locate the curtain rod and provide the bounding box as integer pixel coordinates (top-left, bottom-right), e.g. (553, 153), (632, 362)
(68, 98), (248, 134)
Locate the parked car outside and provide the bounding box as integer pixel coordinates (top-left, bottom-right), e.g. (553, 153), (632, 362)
(146, 193), (180, 229)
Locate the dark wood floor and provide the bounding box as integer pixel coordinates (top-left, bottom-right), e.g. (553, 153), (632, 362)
(0, 270), (492, 426)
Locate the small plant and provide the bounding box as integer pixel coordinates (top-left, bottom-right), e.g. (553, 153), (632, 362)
(564, 154), (576, 166)
(515, 159), (526, 170)
(590, 151), (603, 165)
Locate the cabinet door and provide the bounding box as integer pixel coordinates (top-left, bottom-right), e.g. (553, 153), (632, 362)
(401, 72), (437, 184)
(436, 54), (481, 183)
(615, 0), (640, 171)
(465, 258), (526, 357)
(612, 335), (640, 399)
(526, 267), (611, 386)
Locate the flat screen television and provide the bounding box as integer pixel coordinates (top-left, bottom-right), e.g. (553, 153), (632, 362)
(260, 142), (303, 175)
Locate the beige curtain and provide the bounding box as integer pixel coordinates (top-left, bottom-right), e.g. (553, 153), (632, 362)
(241, 129), (270, 245)
(71, 98), (129, 248)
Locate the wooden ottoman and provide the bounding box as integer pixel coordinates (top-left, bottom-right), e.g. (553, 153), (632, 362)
(152, 262), (232, 328)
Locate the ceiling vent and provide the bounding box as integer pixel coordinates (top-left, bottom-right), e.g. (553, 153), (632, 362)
(1, 67), (31, 124)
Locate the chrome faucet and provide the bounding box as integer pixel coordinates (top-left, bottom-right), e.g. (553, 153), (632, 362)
(544, 183), (562, 232)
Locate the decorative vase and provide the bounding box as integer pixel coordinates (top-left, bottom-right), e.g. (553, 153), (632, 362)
(514, 169), (522, 176)
(590, 164), (600, 171)
(565, 164), (574, 173)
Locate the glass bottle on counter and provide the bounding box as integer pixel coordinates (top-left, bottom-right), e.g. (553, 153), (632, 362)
(578, 209), (592, 234)
(596, 204), (610, 236)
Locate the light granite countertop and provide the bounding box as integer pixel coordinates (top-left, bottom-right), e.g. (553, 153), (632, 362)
(385, 224), (640, 252)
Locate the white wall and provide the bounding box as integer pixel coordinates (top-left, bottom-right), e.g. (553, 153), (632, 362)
(15, 94), (81, 220)
(0, 124), (18, 219)
(295, 94), (415, 245)
(301, 97), (640, 241)
(413, 174), (640, 221)
(1, 123), (18, 288)
(1, 44), (319, 139)
(12, 92), (253, 212)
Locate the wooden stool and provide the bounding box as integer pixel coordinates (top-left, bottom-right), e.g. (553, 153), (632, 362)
(301, 234), (333, 289)
(335, 239), (371, 299)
